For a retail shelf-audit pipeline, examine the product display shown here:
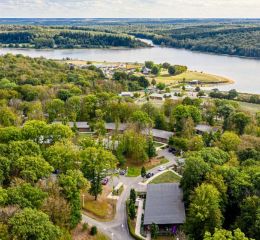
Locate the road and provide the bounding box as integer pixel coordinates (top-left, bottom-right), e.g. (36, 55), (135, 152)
(82, 148), (177, 240)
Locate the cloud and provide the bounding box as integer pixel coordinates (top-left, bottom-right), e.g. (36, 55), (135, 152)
(0, 0), (259, 18)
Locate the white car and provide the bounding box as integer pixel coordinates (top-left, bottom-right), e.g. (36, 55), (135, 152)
(158, 166), (166, 171)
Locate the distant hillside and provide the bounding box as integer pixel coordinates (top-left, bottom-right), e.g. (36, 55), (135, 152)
(0, 25), (148, 49)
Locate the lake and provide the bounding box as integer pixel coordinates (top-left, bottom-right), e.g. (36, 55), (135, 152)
(1, 45), (260, 94)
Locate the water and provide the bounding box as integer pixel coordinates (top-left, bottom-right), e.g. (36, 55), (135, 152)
(1, 45), (260, 94)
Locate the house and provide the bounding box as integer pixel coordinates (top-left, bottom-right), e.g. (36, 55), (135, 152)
(142, 67), (151, 75)
(195, 124), (219, 135)
(189, 79), (200, 85)
(150, 93), (165, 101)
(144, 183), (186, 234)
(119, 92), (134, 98)
(53, 121), (91, 132)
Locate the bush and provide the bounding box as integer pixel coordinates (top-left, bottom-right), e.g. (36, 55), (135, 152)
(82, 223), (88, 232)
(90, 226), (97, 236)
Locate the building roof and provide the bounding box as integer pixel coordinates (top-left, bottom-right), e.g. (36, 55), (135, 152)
(144, 183), (186, 225)
(53, 121), (90, 129)
(105, 123), (127, 131)
(142, 129), (173, 140)
(195, 124), (218, 133)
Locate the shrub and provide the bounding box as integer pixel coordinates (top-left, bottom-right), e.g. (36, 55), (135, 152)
(90, 226), (97, 236)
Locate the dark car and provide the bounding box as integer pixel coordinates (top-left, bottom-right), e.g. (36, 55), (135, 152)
(101, 178), (109, 185)
(146, 172), (154, 178)
(119, 169), (126, 176)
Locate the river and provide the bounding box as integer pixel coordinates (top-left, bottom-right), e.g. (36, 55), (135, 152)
(0, 44), (260, 94)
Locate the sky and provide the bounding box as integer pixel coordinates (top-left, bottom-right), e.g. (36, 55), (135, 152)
(0, 0), (260, 18)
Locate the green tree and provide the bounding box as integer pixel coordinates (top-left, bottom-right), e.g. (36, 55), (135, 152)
(130, 110), (153, 131)
(236, 195), (260, 239)
(168, 65), (175, 75)
(13, 156), (53, 182)
(185, 183), (223, 240)
(130, 188), (136, 203)
(151, 65), (160, 75)
(0, 106), (17, 127)
(231, 112), (251, 135)
(9, 208), (61, 240)
(151, 223), (159, 239)
(7, 183), (47, 209)
(59, 170), (88, 228)
(0, 187), (8, 206)
(204, 228), (251, 240)
(46, 99), (65, 123)
(220, 131), (241, 151)
(44, 141), (79, 172)
(145, 61), (154, 69)
(128, 200), (136, 220)
(141, 166), (146, 178)
(151, 78), (157, 86)
(180, 156), (211, 203)
(146, 137), (156, 158)
(80, 147), (117, 200)
(0, 126), (21, 143)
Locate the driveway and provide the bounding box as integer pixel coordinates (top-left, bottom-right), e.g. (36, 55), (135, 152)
(82, 147), (177, 240)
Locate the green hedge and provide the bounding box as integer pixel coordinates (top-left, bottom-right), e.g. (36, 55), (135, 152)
(126, 201), (144, 240)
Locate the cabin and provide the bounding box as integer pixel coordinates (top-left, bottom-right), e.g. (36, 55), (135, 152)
(144, 183), (186, 235)
(142, 67), (151, 75)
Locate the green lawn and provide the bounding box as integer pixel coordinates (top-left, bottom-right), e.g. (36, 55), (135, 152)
(151, 171), (181, 184)
(154, 70), (232, 85)
(126, 158), (169, 177)
(154, 141), (165, 148)
(239, 101), (260, 114)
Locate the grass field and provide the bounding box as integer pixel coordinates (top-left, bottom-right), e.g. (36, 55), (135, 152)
(154, 70), (233, 85)
(126, 158), (169, 177)
(239, 102), (260, 114)
(82, 187), (116, 221)
(151, 171), (181, 184)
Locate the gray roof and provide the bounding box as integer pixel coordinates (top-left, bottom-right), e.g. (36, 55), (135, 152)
(147, 129), (173, 140)
(105, 123), (127, 131)
(53, 121), (90, 128)
(195, 124), (218, 133)
(144, 183), (185, 225)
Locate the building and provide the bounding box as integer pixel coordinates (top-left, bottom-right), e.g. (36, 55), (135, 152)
(119, 92), (134, 98)
(142, 129), (173, 143)
(105, 123), (127, 133)
(144, 183), (186, 234)
(195, 124), (219, 135)
(150, 93), (165, 101)
(189, 79), (200, 85)
(142, 67), (151, 75)
(53, 121), (91, 132)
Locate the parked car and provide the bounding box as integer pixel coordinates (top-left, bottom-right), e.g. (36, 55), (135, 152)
(158, 166), (166, 171)
(119, 169), (126, 176)
(101, 178), (109, 185)
(146, 172), (154, 178)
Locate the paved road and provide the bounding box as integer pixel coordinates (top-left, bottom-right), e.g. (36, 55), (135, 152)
(82, 148), (177, 240)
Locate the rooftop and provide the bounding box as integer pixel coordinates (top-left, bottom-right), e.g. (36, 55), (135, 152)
(144, 183), (185, 225)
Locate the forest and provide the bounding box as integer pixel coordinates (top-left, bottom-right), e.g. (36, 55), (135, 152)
(1, 19), (260, 57)
(0, 54), (259, 240)
(0, 25), (148, 49)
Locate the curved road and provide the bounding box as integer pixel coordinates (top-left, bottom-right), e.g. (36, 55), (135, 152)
(82, 148), (177, 240)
